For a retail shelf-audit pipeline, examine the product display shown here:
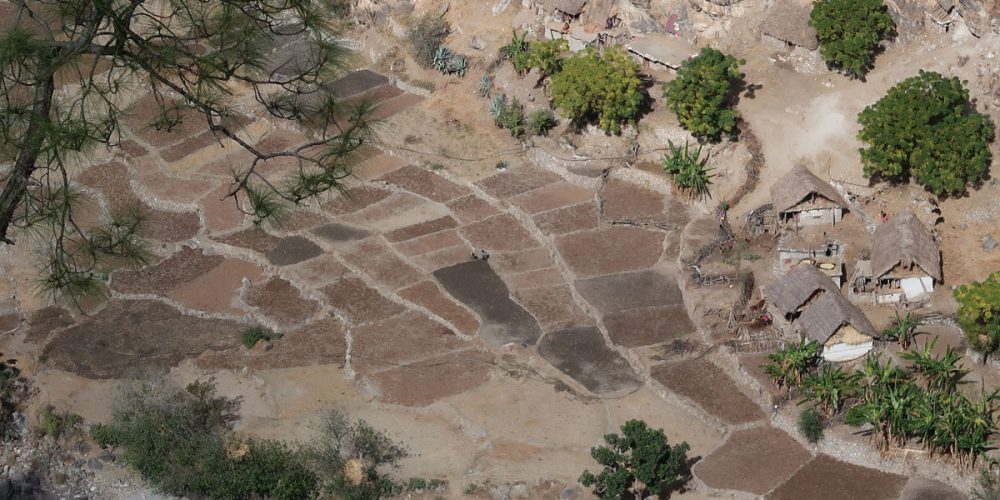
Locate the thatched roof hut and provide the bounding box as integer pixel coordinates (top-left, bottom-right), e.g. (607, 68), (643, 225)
(769, 165), (846, 215)
(765, 265), (840, 316)
(550, 0), (587, 16)
(871, 210), (942, 282)
(798, 291), (877, 343)
(760, 1), (819, 50)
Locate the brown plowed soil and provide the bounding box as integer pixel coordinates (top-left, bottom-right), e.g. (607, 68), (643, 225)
(652, 358), (765, 425)
(766, 455), (908, 500)
(694, 426), (810, 495)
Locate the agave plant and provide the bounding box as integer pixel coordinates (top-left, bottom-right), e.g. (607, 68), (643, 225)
(449, 56), (469, 77)
(433, 45), (452, 72)
(478, 74), (492, 97)
(489, 94), (508, 124)
(661, 139), (714, 200)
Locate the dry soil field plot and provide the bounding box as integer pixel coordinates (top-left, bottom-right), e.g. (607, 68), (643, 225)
(433, 261), (541, 346)
(536, 327), (641, 395)
(766, 454), (908, 500)
(694, 426), (810, 495)
(652, 357), (765, 425)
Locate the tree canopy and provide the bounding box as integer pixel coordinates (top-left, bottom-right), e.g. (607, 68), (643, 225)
(549, 46), (643, 134)
(579, 419), (690, 499)
(857, 71), (994, 197)
(663, 48), (744, 141)
(955, 271), (1000, 359)
(810, 0), (895, 78)
(0, 1), (370, 300)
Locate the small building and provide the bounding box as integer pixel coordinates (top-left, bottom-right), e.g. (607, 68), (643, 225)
(777, 237), (845, 286)
(766, 265), (876, 362)
(626, 33), (699, 71)
(769, 165), (847, 227)
(760, 0), (819, 50)
(549, 0), (587, 19)
(851, 210), (942, 304)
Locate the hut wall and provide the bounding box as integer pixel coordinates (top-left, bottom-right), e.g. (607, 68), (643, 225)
(795, 207), (841, 226)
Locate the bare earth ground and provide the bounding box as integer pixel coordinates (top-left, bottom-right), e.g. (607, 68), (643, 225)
(0, 0), (996, 498)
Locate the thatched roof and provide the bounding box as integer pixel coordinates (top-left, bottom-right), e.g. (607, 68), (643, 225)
(550, 0), (587, 16)
(765, 265), (840, 316)
(799, 291), (877, 343)
(871, 210), (942, 281)
(769, 165), (846, 214)
(760, 1), (819, 49)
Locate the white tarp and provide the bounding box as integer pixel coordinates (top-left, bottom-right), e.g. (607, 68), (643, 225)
(823, 340), (874, 363)
(901, 276), (934, 301)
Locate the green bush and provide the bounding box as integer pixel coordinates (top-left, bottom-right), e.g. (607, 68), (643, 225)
(38, 406), (82, 439)
(499, 30), (532, 74)
(664, 48), (744, 141)
(857, 70), (994, 197)
(527, 109), (557, 136)
(493, 98), (526, 138)
(408, 15), (449, 68)
(798, 408), (824, 444)
(810, 0), (894, 78)
(241, 325), (274, 348)
(95, 379), (316, 499)
(306, 409), (408, 499)
(550, 46), (643, 134)
(955, 271), (1000, 358)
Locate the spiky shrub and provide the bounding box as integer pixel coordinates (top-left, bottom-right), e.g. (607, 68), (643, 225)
(448, 56), (469, 77)
(499, 30), (532, 74)
(478, 74), (493, 97)
(432, 45), (452, 72)
(409, 15), (450, 68)
(661, 140), (714, 199)
(527, 109), (557, 136)
(489, 94), (508, 124)
(798, 408), (825, 444)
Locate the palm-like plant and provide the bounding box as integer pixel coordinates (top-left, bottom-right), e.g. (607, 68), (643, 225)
(661, 140), (714, 200)
(764, 339), (822, 391)
(802, 364), (860, 416)
(499, 30), (531, 74)
(882, 311), (918, 350)
(901, 337), (969, 393)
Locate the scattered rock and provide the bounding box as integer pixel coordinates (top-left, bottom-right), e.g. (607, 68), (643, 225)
(982, 233), (997, 251)
(469, 36), (486, 51)
(958, 223), (968, 230)
(491, 0), (511, 15)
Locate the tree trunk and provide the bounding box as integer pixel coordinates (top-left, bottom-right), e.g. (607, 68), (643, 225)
(0, 71), (55, 243)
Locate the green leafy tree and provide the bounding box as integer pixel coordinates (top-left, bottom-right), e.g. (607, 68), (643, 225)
(550, 46), (643, 134)
(955, 271), (1000, 360)
(579, 419), (691, 500)
(0, 1), (374, 301)
(857, 71), (994, 197)
(409, 15), (450, 68)
(663, 48), (744, 141)
(810, 0), (895, 78)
